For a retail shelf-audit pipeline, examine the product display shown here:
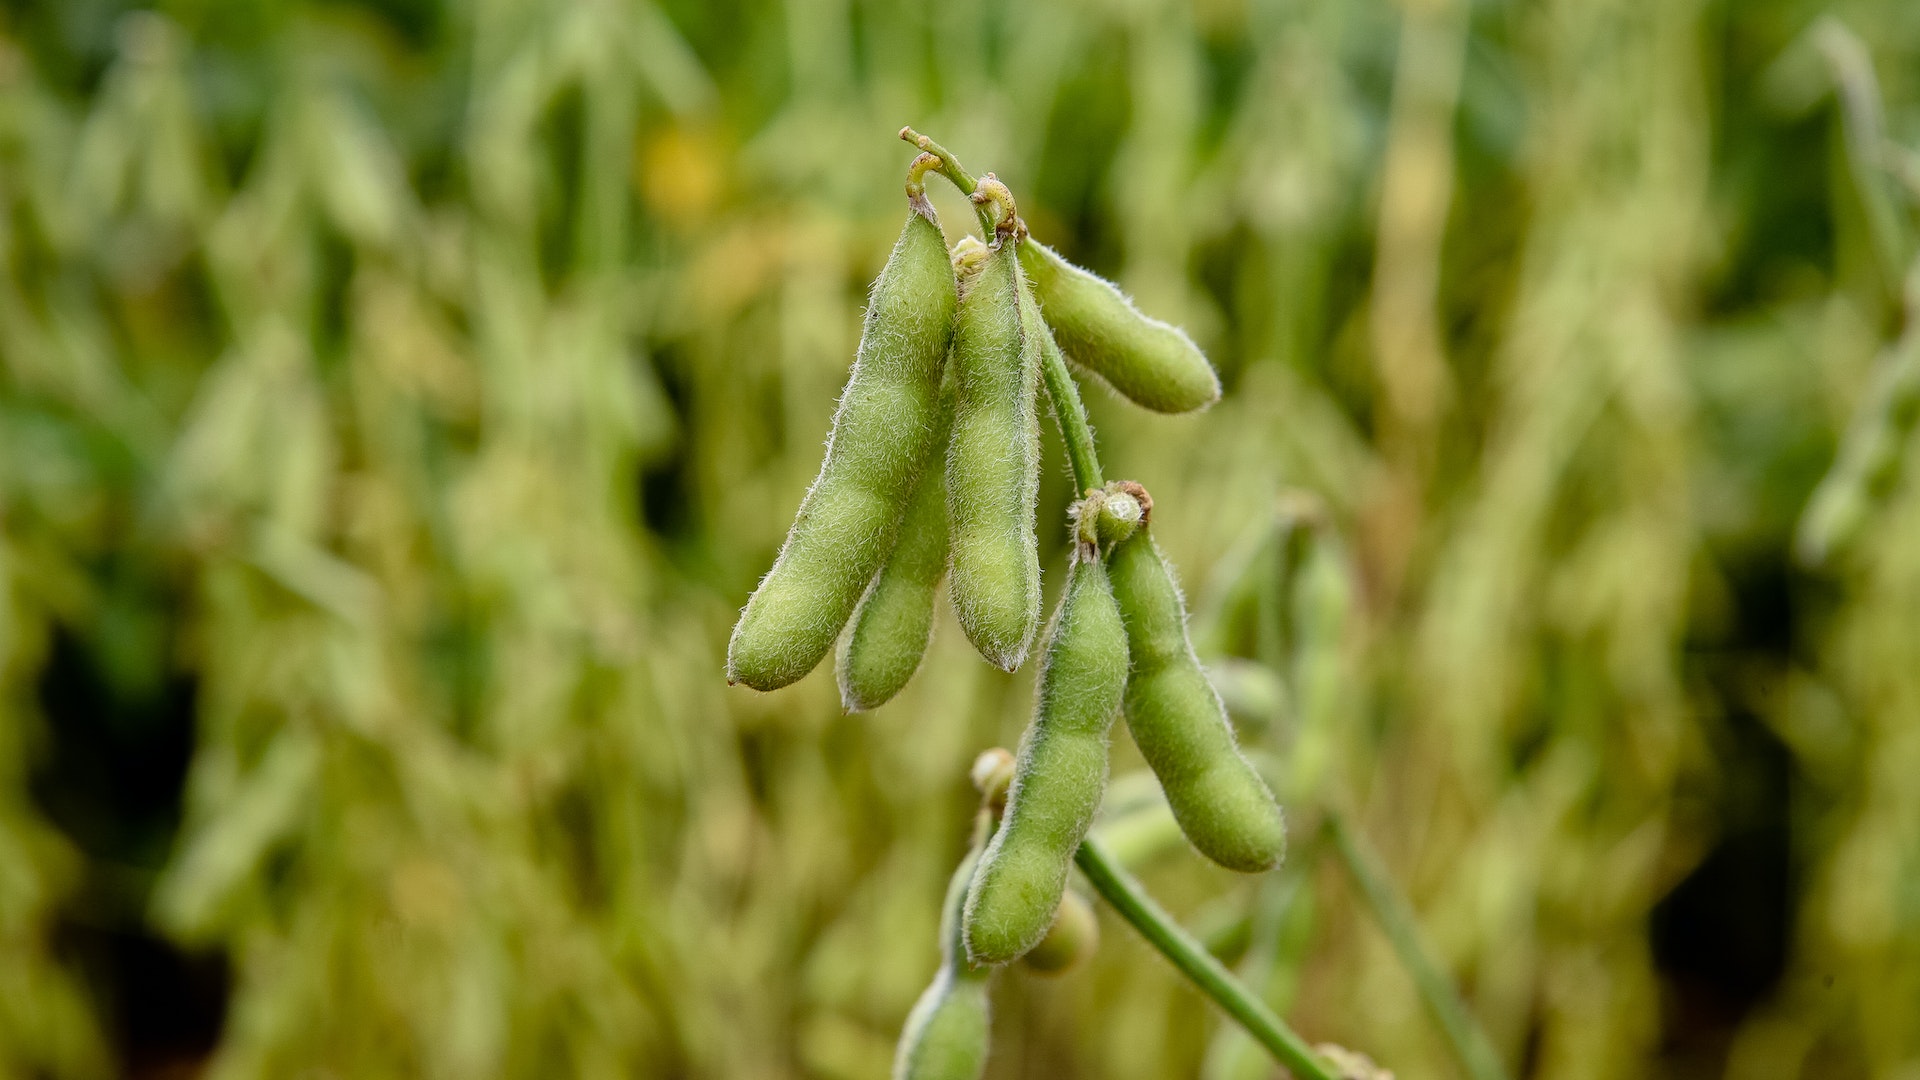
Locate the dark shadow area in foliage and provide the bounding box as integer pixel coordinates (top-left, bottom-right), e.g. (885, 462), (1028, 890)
(31, 624), (231, 1077)
(1656, 549), (1800, 1074)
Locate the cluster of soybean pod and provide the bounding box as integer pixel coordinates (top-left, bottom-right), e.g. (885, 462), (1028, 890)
(727, 129), (1287, 1080)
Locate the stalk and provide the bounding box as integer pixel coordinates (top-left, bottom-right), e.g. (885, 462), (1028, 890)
(901, 127), (1103, 495)
(1326, 811), (1508, 1080)
(1042, 335), (1104, 494)
(906, 127), (1329, 1077)
(1075, 837), (1339, 1080)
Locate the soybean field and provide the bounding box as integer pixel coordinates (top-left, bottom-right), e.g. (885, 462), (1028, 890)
(1, 1), (1918, 1078)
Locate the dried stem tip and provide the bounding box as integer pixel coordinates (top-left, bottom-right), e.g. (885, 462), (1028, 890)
(1070, 481), (1152, 558)
(970, 174), (1019, 240)
(905, 151), (943, 202)
(971, 747), (1017, 813)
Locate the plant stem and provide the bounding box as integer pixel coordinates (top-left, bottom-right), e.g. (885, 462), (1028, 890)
(900, 127), (1106, 495)
(1042, 335), (1104, 494)
(1325, 810), (1509, 1080)
(1075, 837), (1339, 1080)
(909, 126), (1324, 1073)
(899, 126), (996, 236)
(899, 127), (980, 201)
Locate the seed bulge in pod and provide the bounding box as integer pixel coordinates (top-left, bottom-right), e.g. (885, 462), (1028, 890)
(964, 557), (1128, 964)
(1020, 889), (1099, 976)
(1109, 525), (1286, 873)
(945, 237), (1042, 670)
(836, 389), (953, 711)
(727, 198), (957, 691)
(1018, 238), (1220, 414)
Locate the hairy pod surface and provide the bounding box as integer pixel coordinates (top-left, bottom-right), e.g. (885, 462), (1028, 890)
(945, 238), (1042, 670)
(964, 558), (1128, 964)
(727, 208), (957, 691)
(1108, 528), (1287, 873)
(837, 394), (952, 711)
(1017, 238), (1220, 414)
(894, 840), (992, 1080)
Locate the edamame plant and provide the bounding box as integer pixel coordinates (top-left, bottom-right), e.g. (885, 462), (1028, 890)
(725, 155), (958, 692)
(726, 129), (1351, 1079)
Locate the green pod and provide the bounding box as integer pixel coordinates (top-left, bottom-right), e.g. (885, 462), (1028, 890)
(837, 395), (952, 711)
(964, 558), (1128, 964)
(1020, 889), (1099, 976)
(894, 842), (993, 1080)
(1018, 238), (1220, 414)
(727, 206), (957, 691)
(946, 239), (1042, 670)
(1109, 528), (1286, 873)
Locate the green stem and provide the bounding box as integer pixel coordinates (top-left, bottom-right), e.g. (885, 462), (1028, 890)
(906, 125), (1320, 1073)
(899, 126), (996, 236)
(1326, 811), (1508, 1080)
(1043, 334), (1104, 494)
(899, 127), (980, 203)
(900, 126), (1105, 496)
(1075, 837), (1339, 1080)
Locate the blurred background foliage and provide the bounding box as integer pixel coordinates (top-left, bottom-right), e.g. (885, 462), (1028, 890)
(1, 0), (1918, 1077)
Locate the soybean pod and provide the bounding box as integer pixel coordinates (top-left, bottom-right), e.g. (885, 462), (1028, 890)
(727, 180), (957, 691)
(835, 233), (1006, 709)
(964, 557), (1128, 965)
(1109, 525), (1287, 873)
(1020, 889), (1099, 976)
(837, 390), (952, 711)
(894, 824), (994, 1080)
(946, 208), (1043, 671)
(1018, 238), (1221, 414)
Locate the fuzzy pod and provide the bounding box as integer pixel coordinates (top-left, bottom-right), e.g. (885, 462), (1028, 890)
(836, 395), (952, 711)
(894, 840), (993, 1080)
(945, 238), (1042, 670)
(1108, 527), (1287, 873)
(1017, 238), (1220, 414)
(1020, 889), (1099, 976)
(727, 206), (957, 691)
(964, 558), (1128, 964)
